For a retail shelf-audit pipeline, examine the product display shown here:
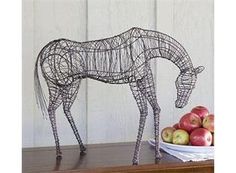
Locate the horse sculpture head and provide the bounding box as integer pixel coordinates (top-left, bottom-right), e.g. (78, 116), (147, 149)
(175, 66), (205, 108)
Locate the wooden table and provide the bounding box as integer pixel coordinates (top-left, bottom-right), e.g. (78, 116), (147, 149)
(22, 142), (214, 173)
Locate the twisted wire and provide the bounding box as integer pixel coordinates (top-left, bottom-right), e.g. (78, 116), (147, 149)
(34, 27), (204, 164)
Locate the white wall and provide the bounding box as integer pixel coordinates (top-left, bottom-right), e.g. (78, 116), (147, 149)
(22, 0), (214, 147)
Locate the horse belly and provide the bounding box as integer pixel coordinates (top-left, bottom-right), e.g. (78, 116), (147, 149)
(87, 71), (135, 84)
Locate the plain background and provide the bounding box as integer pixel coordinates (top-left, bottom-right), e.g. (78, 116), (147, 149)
(22, 0), (214, 148)
(0, 0), (236, 172)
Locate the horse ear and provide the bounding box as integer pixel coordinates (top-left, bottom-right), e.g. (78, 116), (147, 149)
(194, 66), (205, 74)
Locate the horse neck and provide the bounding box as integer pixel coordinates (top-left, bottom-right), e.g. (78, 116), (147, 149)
(158, 47), (194, 72)
(146, 35), (194, 72)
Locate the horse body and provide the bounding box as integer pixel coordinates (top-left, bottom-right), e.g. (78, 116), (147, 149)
(40, 28), (193, 85)
(35, 27), (204, 165)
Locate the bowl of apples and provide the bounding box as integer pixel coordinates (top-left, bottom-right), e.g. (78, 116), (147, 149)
(150, 106), (214, 153)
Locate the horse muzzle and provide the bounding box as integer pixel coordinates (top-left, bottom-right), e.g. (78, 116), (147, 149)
(175, 100), (188, 108)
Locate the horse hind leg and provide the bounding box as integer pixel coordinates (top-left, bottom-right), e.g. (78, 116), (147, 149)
(47, 82), (63, 158)
(62, 80), (86, 153)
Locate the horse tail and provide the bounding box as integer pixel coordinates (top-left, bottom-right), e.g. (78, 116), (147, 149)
(34, 47), (48, 120)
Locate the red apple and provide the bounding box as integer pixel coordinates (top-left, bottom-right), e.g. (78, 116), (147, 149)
(203, 114), (214, 133)
(179, 113), (202, 133)
(190, 128), (212, 146)
(161, 127), (175, 143)
(173, 123), (180, 130)
(172, 129), (189, 145)
(191, 106), (209, 120)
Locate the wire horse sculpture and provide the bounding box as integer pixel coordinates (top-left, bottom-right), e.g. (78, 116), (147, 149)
(34, 27), (204, 165)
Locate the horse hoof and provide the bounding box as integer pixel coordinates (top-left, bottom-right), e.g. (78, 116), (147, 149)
(56, 155), (62, 160)
(56, 151), (62, 159)
(132, 160), (139, 165)
(81, 146), (86, 152)
(80, 150), (86, 156)
(155, 152), (162, 161)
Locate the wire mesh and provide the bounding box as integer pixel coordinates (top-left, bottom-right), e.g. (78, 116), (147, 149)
(34, 27), (204, 165)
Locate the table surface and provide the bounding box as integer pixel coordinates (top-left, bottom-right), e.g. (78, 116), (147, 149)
(22, 141), (214, 173)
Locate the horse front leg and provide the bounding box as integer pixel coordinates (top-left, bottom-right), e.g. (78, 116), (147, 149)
(129, 81), (148, 165)
(138, 69), (162, 162)
(153, 107), (162, 162)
